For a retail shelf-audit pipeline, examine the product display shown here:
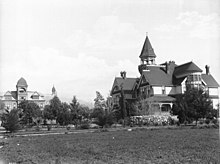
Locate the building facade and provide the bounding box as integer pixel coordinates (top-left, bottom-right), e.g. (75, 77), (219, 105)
(111, 35), (219, 115)
(0, 77), (56, 110)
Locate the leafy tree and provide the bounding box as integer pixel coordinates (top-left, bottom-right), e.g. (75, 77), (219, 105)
(19, 100), (42, 126)
(1, 109), (21, 132)
(69, 96), (90, 128)
(43, 104), (54, 121)
(91, 107), (114, 128)
(172, 88), (213, 125)
(0, 100), (5, 111)
(49, 96), (62, 119)
(56, 102), (71, 126)
(94, 91), (106, 109)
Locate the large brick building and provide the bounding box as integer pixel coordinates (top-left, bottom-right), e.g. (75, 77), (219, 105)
(0, 77), (56, 110)
(111, 35), (219, 115)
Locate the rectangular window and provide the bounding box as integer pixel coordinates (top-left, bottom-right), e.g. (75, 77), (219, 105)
(162, 86), (166, 94)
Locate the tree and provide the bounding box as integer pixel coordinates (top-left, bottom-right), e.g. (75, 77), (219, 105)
(19, 100), (42, 126)
(43, 105), (54, 121)
(94, 91), (106, 109)
(69, 96), (90, 128)
(1, 109), (21, 132)
(90, 107), (114, 128)
(0, 100), (5, 111)
(56, 102), (71, 126)
(172, 88), (213, 125)
(49, 96), (62, 120)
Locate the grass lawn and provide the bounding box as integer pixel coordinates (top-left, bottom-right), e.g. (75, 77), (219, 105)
(0, 127), (219, 164)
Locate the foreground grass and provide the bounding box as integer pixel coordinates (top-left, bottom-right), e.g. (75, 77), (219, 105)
(0, 127), (219, 164)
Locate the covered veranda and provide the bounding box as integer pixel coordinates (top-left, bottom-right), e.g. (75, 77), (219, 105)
(144, 95), (176, 115)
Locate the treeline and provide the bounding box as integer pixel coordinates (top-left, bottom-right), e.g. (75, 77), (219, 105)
(0, 88), (219, 132)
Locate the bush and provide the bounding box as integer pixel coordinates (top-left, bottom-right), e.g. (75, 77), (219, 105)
(47, 124), (52, 131)
(199, 120), (204, 125)
(211, 124), (219, 129)
(80, 121), (90, 129)
(205, 119), (210, 124)
(176, 121), (180, 126)
(1, 109), (21, 133)
(212, 119), (218, 125)
(35, 126), (40, 131)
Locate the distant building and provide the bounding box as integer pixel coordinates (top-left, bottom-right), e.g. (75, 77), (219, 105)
(0, 77), (56, 110)
(110, 35), (219, 115)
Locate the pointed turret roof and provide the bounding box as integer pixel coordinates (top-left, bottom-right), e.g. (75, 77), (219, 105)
(52, 85), (56, 93)
(139, 35), (156, 59)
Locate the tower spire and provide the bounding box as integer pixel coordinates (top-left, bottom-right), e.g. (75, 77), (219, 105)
(139, 34), (156, 65)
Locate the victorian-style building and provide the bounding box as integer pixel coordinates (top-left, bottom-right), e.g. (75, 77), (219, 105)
(111, 35), (219, 115)
(0, 77), (57, 110)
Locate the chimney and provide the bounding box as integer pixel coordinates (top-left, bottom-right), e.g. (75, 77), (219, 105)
(120, 71), (126, 79)
(205, 65), (210, 75)
(165, 62), (170, 74)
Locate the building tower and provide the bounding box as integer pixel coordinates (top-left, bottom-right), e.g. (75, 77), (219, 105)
(16, 77), (28, 102)
(138, 35), (156, 74)
(52, 85), (57, 96)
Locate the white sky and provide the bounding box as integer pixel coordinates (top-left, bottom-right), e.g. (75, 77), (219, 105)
(0, 0), (220, 104)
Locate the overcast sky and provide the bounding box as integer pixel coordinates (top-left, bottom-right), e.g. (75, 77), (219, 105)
(1, 0), (220, 104)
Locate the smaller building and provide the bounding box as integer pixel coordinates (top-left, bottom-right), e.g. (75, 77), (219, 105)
(0, 77), (57, 110)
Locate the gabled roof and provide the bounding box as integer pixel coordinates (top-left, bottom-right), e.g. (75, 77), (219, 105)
(202, 74), (219, 87)
(141, 66), (173, 86)
(4, 91), (12, 96)
(31, 91), (40, 97)
(173, 61), (202, 78)
(1, 91), (16, 101)
(139, 36), (156, 59)
(27, 91), (44, 101)
(111, 77), (137, 93)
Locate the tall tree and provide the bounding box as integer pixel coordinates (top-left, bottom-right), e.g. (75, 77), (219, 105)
(1, 109), (21, 132)
(94, 91), (106, 109)
(49, 96), (62, 120)
(19, 100), (42, 125)
(56, 102), (71, 126)
(43, 105), (54, 121)
(172, 88), (213, 124)
(0, 100), (5, 111)
(69, 96), (90, 128)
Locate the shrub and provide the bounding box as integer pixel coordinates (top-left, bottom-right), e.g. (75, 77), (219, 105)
(176, 121), (180, 126)
(80, 121), (90, 129)
(162, 121), (167, 126)
(205, 119), (210, 125)
(199, 120), (204, 125)
(35, 126), (40, 131)
(211, 124), (219, 129)
(1, 109), (21, 133)
(212, 119), (218, 125)
(66, 126), (71, 130)
(47, 124), (52, 131)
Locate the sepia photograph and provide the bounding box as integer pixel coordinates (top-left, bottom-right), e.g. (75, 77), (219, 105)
(0, 0), (219, 163)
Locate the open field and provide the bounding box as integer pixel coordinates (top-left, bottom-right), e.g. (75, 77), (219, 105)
(0, 127), (219, 164)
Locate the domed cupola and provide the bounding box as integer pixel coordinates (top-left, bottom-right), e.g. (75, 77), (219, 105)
(16, 77), (28, 101)
(16, 77), (28, 87)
